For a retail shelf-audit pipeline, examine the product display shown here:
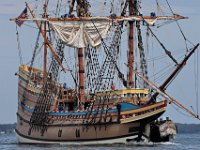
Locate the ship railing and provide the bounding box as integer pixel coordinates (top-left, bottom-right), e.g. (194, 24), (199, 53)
(19, 100), (121, 124)
(120, 101), (167, 121)
(96, 89), (149, 96)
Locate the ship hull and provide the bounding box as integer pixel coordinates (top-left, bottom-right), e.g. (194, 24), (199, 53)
(16, 65), (167, 145)
(16, 131), (139, 145)
(15, 111), (165, 145)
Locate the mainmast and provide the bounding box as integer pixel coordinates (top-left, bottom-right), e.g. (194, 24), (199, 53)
(76, 0), (90, 107)
(78, 47), (85, 105)
(127, 0), (137, 88)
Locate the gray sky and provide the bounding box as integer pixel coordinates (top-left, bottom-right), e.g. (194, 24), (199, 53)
(0, 0), (200, 124)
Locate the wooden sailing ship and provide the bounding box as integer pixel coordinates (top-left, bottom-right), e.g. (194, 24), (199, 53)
(11, 0), (199, 144)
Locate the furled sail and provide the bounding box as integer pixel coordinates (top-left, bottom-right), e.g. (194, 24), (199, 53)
(12, 14), (186, 49)
(49, 20), (111, 48)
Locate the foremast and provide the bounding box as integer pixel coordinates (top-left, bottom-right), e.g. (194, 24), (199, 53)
(24, 1), (66, 135)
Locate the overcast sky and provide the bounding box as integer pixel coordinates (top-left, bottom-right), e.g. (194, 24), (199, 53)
(0, 0), (200, 124)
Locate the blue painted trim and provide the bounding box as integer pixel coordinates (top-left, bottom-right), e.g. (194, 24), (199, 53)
(18, 101), (34, 113)
(120, 102), (140, 110)
(18, 100), (141, 116)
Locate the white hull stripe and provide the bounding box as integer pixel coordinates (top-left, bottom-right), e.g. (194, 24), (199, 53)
(16, 132), (145, 145)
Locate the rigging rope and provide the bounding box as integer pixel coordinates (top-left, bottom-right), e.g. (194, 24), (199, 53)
(148, 52), (188, 83)
(29, 2), (66, 133)
(19, 28), (41, 111)
(165, 0), (199, 117)
(86, 47), (100, 93)
(68, 0), (75, 15)
(55, 0), (63, 17)
(194, 48), (199, 116)
(29, 39), (65, 135)
(165, 0), (194, 51)
(156, 0), (164, 16)
(89, 12), (127, 92)
(147, 27), (178, 65)
(136, 21), (148, 88)
(171, 103), (193, 118)
(26, 44), (43, 65)
(83, 0), (129, 125)
(16, 26), (23, 65)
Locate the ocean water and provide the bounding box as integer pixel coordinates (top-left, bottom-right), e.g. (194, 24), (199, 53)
(0, 133), (199, 150)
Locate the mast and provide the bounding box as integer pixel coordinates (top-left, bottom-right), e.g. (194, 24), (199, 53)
(43, 1), (48, 82)
(76, 0), (90, 106)
(25, 2), (66, 72)
(78, 47), (85, 105)
(127, 0), (137, 88)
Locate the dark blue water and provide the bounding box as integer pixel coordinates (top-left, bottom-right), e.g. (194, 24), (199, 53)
(0, 133), (199, 150)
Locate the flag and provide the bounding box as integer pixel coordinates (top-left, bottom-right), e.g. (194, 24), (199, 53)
(15, 8), (28, 27)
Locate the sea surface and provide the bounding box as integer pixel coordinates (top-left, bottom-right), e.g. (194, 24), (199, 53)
(0, 133), (199, 150)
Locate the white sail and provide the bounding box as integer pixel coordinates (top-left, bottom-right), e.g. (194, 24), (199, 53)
(49, 20), (111, 48)
(12, 15), (186, 49)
